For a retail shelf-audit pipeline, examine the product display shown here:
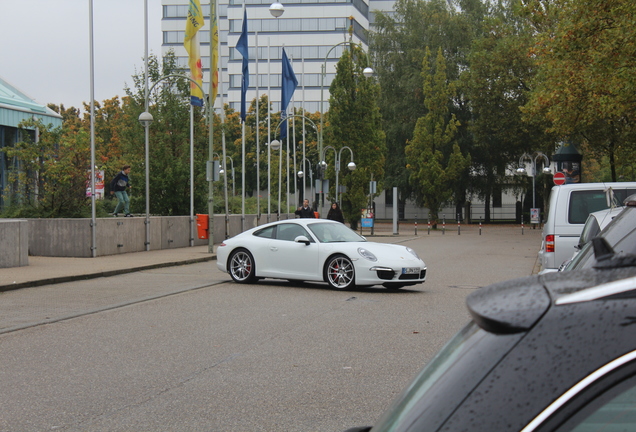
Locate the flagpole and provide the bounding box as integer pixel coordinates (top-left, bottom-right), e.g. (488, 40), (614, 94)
(237, 5), (248, 231)
(302, 54), (306, 207)
(291, 56), (297, 208)
(190, 104), (195, 247)
(255, 31), (260, 226)
(267, 37), (271, 223)
(210, 0), (223, 243)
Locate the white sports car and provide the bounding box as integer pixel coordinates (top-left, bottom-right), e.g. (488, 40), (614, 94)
(216, 219), (427, 289)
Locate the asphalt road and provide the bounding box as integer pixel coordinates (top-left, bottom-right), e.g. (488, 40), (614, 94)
(0, 227), (541, 432)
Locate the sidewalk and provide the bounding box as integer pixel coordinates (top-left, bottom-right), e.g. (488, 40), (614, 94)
(0, 246), (216, 292)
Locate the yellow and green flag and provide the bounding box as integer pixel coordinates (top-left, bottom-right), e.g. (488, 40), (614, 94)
(184, 0), (205, 106)
(210, 0), (219, 104)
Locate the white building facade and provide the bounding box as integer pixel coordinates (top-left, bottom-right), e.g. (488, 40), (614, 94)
(161, 0), (376, 114)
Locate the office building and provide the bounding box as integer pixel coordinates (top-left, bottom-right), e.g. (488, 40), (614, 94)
(161, 0), (382, 114)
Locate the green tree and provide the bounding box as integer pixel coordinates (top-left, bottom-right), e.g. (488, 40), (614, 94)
(324, 44), (386, 230)
(522, 0), (636, 181)
(2, 118), (98, 218)
(405, 48), (470, 226)
(462, 0), (553, 220)
(370, 0), (477, 217)
(125, 51), (214, 216)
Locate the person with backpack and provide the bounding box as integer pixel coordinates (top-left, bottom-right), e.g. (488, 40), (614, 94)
(110, 165), (132, 217)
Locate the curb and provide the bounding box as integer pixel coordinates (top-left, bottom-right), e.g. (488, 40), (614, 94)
(0, 255), (217, 293)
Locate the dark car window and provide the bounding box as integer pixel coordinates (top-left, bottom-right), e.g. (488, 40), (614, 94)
(276, 223), (312, 242)
(534, 357), (636, 432)
(253, 226), (276, 239)
(568, 189), (636, 224)
(565, 208), (636, 271)
(578, 215), (601, 248)
(369, 322), (523, 432)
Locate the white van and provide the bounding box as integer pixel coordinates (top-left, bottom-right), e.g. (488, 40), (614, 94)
(538, 182), (636, 273)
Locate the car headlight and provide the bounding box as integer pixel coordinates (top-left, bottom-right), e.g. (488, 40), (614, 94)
(406, 247), (420, 260)
(358, 247), (378, 262)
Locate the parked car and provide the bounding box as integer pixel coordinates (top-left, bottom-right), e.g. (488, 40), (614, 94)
(561, 194), (636, 272)
(557, 205), (624, 270)
(344, 249), (636, 432)
(216, 219), (427, 289)
(538, 182), (636, 273)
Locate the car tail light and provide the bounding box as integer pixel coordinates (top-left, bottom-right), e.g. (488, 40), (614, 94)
(545, 235), (555, 253)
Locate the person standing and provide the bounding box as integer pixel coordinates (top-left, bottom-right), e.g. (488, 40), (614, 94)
(110, 165), (132, 217)
(327, 202), (345, 223)
(295, 199), (314, 218)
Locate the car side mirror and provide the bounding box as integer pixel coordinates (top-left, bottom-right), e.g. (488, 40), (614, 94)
(294, 235), (311, 245)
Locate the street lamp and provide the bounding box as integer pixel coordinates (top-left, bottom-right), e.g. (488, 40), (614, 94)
(318, 41), (373, 215)
(138, 111), (153, 251)
(269, 2), (284, 17)
(321, 145), (356, 208)
(517, 152), (551, 216)
(218, 155), (236, 198)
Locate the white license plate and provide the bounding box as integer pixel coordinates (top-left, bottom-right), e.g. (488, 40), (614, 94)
(402, 267), (420, 274)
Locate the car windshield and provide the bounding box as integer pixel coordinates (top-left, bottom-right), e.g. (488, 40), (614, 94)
(307, 222), (366, 243)
(370, 322), (523, 432)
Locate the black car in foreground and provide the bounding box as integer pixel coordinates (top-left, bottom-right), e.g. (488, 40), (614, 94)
(346, 254), (636, 431)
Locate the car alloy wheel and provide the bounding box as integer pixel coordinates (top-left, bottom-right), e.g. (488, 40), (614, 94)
(325, 254), (355, 289)
(229, 249), (256, 283)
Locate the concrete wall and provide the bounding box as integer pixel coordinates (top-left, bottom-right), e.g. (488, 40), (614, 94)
(0, 219), (28, 268)
(26, 213), (294, 258)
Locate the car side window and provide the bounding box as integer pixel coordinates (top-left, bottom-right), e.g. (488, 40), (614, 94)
(253, 226), (276, 239)
(276, 224), (312, 242)
(536, 358), (636, 432)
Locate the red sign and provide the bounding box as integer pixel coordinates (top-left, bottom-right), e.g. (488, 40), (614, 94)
(554, 172), (566, 185)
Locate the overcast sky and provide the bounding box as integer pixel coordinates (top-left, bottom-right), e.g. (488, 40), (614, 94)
(0, 0), (164, 111)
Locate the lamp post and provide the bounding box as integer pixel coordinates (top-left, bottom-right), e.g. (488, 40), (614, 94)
(297, 157), (314, 206)
(517, 152), (551, 221)
(138, 111), (153, 251)
(219, 155), (235, 198)
(318, 41), (373, 215)
(320, 145), (356, 207)
(138, 74), (207, 251)
(271, 114), (319, 216)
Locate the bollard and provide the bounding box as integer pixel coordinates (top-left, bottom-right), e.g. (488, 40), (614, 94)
(443, 214), (446, 235)
(479, 216), (482, 235)
(521, 215), (524, 235)
(457, 213), (461, 235)
(414, 214), (418, 236)
(427, 214), (431, 235)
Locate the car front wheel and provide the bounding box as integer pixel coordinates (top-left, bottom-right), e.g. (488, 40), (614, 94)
(325, 254), (355, 289)
(229, 249), (256, 283)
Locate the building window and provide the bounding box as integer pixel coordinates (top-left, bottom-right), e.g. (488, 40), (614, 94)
(385, 188), (393, 207)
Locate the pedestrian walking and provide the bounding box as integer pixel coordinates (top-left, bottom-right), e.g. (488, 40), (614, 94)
(110, 165), (132, 217)
(326, 202), (345, 223)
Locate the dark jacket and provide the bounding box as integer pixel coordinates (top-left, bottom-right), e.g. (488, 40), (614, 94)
(110, 171), (130, 192)
(327, 207), (345, 223)
(295, 205), (314, 218)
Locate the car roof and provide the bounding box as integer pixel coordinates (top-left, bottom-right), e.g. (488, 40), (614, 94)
(550, 181), (636, 192)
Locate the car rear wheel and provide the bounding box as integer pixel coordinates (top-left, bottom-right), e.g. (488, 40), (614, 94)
(229, 249), (256, 283)
(325, 254), (355, 289)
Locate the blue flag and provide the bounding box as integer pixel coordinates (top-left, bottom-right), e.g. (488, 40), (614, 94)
(236, 9), (249, 122)
(280, 48), (298, 139)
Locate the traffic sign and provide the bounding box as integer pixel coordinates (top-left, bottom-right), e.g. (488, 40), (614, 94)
(554, 172), (566, 185)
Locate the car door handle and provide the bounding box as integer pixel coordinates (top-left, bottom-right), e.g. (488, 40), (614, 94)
(270, 247), (278, 252)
